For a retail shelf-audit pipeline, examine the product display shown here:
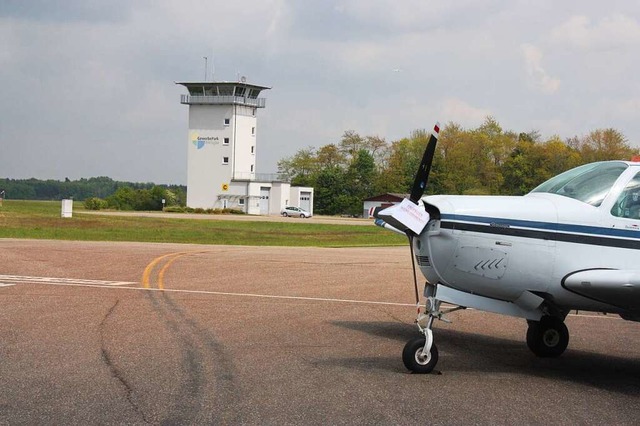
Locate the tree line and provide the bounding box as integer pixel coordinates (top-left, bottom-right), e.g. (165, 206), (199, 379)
(278, 117), (639, 216)
(0, 176), (186, 211)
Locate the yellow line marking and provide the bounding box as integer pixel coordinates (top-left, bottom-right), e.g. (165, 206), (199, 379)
(157, 252), (190, 290)
(142, 252), (185, 288)
(142, 250), (208, 289)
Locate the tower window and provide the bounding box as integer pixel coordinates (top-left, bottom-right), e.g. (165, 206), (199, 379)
(251, 127), (255, 136)
(224, 118), (230, 126)
(251, 165), (254, 172)
(251, 146), (254, 154)
(223, 137), (230, 145)
(222, 157), (229, 165)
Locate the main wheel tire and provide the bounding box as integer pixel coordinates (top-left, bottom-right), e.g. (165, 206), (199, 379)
(282, 212), (288, 217)
(526, 316), (569, 357)
(300, 214), (305, 218)
(402, 337), (438, 374)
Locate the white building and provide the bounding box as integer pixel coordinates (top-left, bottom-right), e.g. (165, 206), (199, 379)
(176, 80), (313, 215)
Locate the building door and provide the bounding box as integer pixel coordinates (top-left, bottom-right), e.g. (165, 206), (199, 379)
(300, 191), (311, 211)
(260, 187), (270, 215)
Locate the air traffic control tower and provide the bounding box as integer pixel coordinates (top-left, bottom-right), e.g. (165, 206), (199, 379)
(176, 79), (313, 214)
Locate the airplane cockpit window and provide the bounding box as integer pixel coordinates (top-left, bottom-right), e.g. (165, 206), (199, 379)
(530, 162), (628, 207)
(611, 172), (640, 219)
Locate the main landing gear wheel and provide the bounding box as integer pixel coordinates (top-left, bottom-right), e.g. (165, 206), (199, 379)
(402, 337), (439, 374)
(526, 316), (569, 357)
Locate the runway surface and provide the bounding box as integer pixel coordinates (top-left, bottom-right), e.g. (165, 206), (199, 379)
(1, 239), (639, 424)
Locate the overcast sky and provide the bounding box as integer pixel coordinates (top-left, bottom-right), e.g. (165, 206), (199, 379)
(1, 1), (639, 184)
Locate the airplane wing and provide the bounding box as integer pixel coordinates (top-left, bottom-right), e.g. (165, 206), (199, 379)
(563, 269), (640, 312)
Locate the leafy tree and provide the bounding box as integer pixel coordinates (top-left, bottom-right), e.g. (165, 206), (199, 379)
(106, 187), (137, 210)
(277, 147), (317, 186)
(574, 128), (635, 163)
(276, 118), (640, 215)
(314, 166), (350, 215)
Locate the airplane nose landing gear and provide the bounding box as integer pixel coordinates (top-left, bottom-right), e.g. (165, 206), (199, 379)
(402, 293), (465, 374)
(403, 334), (439, 374)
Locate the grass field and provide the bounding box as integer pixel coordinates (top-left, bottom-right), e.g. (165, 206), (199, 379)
(0, 200), (406, 247)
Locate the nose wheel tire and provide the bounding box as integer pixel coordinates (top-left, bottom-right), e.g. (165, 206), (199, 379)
(402, 337), (439, 374)
(526, 316), (569, 358)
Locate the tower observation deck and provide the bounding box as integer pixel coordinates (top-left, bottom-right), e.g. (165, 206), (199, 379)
(177, 81), (269, 108)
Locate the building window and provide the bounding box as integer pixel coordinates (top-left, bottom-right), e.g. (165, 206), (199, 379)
(239, 198), (245, 206)
(223, 137), (230, 145)
(224, 118), (230, 126)
(251, 165), (254, 172)
(222, 157), (229, 165)
(251, 127), (255, 136)
(251, 146), (254, 154)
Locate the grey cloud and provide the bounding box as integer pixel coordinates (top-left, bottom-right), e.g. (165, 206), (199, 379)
(0, 0), (135, 23)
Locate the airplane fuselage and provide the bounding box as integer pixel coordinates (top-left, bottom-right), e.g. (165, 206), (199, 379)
(416, 162), (640, 320)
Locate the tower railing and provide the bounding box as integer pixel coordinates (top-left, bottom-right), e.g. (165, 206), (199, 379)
(180, 94), (266, 108)
(232, 172), (290, 182)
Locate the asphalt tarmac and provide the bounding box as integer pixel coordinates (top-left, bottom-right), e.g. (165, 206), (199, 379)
(1, 239), (639, 425)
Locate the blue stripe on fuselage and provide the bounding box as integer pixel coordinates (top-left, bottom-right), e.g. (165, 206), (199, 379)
(440, 214), (640, 240)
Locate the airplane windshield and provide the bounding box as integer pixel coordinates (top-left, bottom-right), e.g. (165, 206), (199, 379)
(529, 162), (628, 206)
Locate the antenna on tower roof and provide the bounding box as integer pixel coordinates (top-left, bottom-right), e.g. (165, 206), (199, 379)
(203, 56), (208, 81)
(211, 51), (215, 82)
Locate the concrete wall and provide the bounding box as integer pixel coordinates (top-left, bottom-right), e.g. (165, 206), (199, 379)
(270, 182), (291, 214)
(289, 187), (314, 215)
(186, 104), (258, 209)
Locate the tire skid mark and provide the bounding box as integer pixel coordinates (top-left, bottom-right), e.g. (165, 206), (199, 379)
(99, 299), (153, 425)
(161, 292), (241, 424)
(142, 250), (242, 424)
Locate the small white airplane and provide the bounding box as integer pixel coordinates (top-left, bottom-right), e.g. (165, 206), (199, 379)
(375, 123), (640, 373)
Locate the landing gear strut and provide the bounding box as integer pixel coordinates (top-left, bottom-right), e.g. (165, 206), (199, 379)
(402, 292), (465, 374)
(526, 316), (569, 357)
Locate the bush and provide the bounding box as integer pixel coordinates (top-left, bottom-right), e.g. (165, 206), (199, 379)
(224, 208), (245, 215)
(164, 206), (185, 213)
(159, 206), (245, 215)
(84, 197), (108, 210)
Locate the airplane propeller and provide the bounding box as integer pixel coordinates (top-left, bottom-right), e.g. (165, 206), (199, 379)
(373, 122), (440, 231)
(409, 122), (440, 204)
(373, 122), (441, 305)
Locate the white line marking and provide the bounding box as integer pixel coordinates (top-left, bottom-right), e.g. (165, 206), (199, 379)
(11, 280), (416, 307)
(1, 280), (626, 318)
(1, 276), (626, 319)
(0, 275), (136, 287)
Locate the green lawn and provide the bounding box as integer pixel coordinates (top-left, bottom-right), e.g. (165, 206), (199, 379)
(0, 200), (406, 247)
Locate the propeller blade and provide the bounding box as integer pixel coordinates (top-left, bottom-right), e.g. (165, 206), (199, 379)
(409, 122), (440, 204)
